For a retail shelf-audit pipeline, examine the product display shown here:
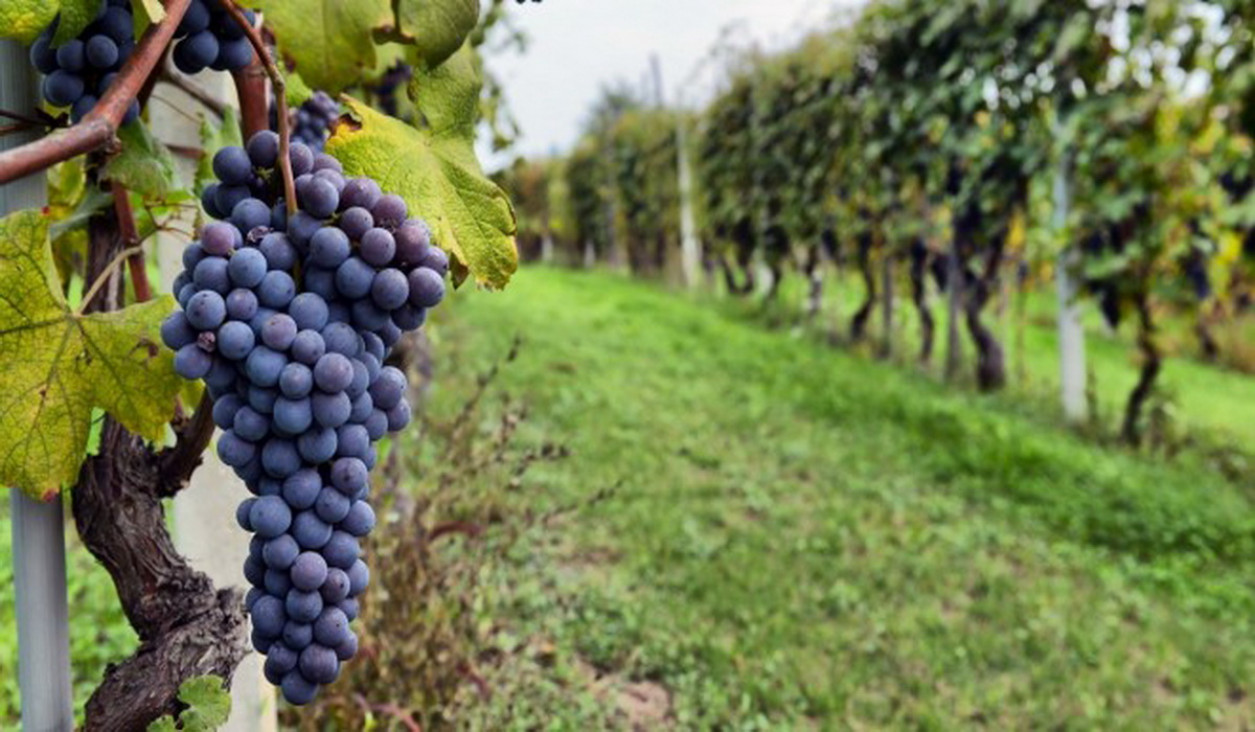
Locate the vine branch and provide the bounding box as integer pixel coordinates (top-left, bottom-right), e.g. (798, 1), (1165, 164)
(222, 2), (297, 215)
(0, 0), (193, 185)
(111, 183), (153, 304)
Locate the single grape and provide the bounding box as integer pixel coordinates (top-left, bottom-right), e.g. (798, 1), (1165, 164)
(211, 393), (244, 430)
(227, 246), (267, 288)
(213, 146), (252, 188)
(226, 288), (260, 321)
(289, 293), (329, 332)
(309, 227), (351, 268)
(261, 313), (298, 351)
(245, 346), (287, 387)
(279, 362), (314, 399)
(329, 458), (367, 496)
(346, 560), (369, 597)
(232, 198), (272, 235)
(339, 177), (381, 211)
(282, 621), (313, 651)
(320, 569), (350, 603)
(44, 71), (85, 107)
(55, 40), (86, 73)
(214, 185), (251, 219)
(312, 608), (349, 648)
(291, 552), (329, 592)
(289, 142), (315, 177)
(264, 569), (293, 597)
(338, 207), (373, 242)
(335, 633), (358, 662)
(251, 595), (287, 638)
(311, 391), (352, 429)
(249, 496), (292, 539)
(161, 311), (196, 350)
(292, 511), (333, 550)
(371, 268), (410, 310)
(419, 246), (450, 277)
(85, 35), (119, 68)
(393, 220), (431, 265)
(273, 397), (313, 434)
(247, 130), (280, 168)
(291, 330), (327, 365)
(408, 267), (446, 308)
(262, 535), (300, 571)
(216, 320), (256, 361)
(259, 232), (297, 271)
(371, 194), (407, 229)
(334, 257), (375, 300)
(369, 367), (406, 411)
(322, 532), (360, 570)
(261, 438), (302, 478)
(340, 501), (375, 538)
(320, 322), (361, 357)
(350, 300), (390, 332)
(285, 590), (323, 624)
(232, 406), (270, 442)
(362, 228), (399, 270)
(280, 672), (318, 705)
(314, 488), (351, 524)
(298, 644), (339, 685)
(299, 178), (340, 219)
(193, 257), (231, 294)
(296, 426), (338, 463)
(186, 290), (227, 330)
(258, 271), (296, 308)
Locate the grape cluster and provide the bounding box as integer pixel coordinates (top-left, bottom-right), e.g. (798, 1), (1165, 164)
(162, 130), (449, 704)
(290, 92), (341, 152)
(371, 62), (412, 118)
(171, 0), (257, 75)
(28, 0), (139, 124)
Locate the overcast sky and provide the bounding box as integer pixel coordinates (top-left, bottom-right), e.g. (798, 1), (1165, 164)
(483, 0), (863, 167)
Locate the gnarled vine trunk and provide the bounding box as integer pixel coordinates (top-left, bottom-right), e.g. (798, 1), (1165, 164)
(909, 239), (935, 364)
(850, 229), (876, 342)
(1122, 288), (1162, 445)
(73, 204), (246, 731)
(963, 236), (1007, 392)
(803, 244), (824, 321)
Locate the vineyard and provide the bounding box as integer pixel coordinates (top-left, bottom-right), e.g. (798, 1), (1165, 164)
(502, 0), (1255, 453)
(1, 0), (1254, 729)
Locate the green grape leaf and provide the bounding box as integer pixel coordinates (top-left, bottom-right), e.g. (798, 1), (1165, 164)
(104, 122), (180, 198)
(284, 70), (315, 108)
(252, 0), (393, 93)
(0, 210), (181, 500)
(51, 0), (100, 46)
(393, 0), (478, 69)
(173, 676), (231, 731)
(0, 0), (57, 43)
(327, 47), (518, 289)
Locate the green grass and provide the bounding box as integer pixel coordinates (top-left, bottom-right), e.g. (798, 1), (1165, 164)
(432, 266), (1255, 729)
(766, 269), (1255, 449)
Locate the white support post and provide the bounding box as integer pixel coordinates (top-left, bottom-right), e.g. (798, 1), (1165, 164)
(1054, 140), (1087, 423)
(676, 116), (701, 288)
(1, 39), (75, 732)
(150, 74), (277, 732)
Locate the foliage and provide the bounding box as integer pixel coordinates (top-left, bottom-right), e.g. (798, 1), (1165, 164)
(0, 210), (181, 499)
(147, 676), (231, 732)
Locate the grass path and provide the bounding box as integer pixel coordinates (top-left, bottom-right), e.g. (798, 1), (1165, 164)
(435, 267), (1255, 729)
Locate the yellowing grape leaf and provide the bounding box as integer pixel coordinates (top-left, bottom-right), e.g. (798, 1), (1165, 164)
(393, 0), (478, 69)
(252, 0), (393, 93)
(0, 210), (182, 499)
(0, 0), (57, 43)
(328, 46), (518, 289)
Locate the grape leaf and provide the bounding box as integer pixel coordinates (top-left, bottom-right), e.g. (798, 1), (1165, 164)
(393, 0), (478, 69)
(146, 675), (231, 732)
(0, 0), (57, 43)
(104, 122), (180, 198)
(328, 46), (518, 289)
(0, 210), (181, 500)
(251, 0), (393, 93)
(51, 0), (100, 46)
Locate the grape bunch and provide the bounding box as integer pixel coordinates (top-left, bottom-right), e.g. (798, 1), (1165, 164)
(289, 92), (341, 152)
(28, 0), (139, 124)
(161, 130), (449, 705)
(171, 0), (257, 75)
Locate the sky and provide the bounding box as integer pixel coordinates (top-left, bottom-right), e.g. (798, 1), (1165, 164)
(482, 0), (864, 167)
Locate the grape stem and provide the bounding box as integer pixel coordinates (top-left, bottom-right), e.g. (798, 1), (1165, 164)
(77, 244), (145, 316)
(221, 1), (298, 218)
(0, 0), (194, 185)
